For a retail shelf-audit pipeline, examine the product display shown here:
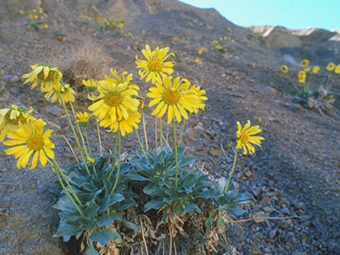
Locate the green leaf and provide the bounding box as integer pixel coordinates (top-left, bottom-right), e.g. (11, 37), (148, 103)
(96, 212), (123, 228)
(143, 183), (163, 195)
(144, 200), (166, 212)
(89, 230), (110, 246)
(85, 243), (99, 255)
(184, 202), (201, 213)
(53, 222), (84, 242)
(128, 173), (150, 181)
(103, 228), (122, 244)
(111, 198), (137, 210)
(229, 207), (247, 216)
(53, 196), (77, 215)
(123, 220), (140, 233)
(181, 174), (197, 189)
(234, 193), (254, 203)
(96, 214), (113, 228)
(205, 215), (214, 228)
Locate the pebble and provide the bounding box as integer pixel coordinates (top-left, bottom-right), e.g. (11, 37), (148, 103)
(287, 103), (302, 112)
(252, 187), (261, 198)
(280, 207), (290, 215)
(269, 228), (278, 238)
(327, 239), (337, 251)
(47, 105), (61, 117)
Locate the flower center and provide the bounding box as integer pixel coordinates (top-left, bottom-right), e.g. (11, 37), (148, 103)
(163, 88), (181, 105)
(148, 58), (163, 72)
(104, 91), (123, 107)
(27, 134), (44, 151)
(240, 132), (249, 144)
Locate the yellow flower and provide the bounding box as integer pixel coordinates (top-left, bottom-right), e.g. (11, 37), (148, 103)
(105, 69), (133, 85)
(198, 47), (207, 54)
(0, 105), (34, 142)
(43, 24), (48, 29)
(312, 66), (320, 73)
(44, 82), (75, 104)
(22, 64), (62, 92)
(280, 65), (288, 73)
(215, 44), (224, 50)
(100, 111), (141, 136)
(327, 62), (336, 71)
(88, 77), (140, 123)
(3, 119), (55, 169)
(147, 76), (199, 124)
(184, 84), (207, 114)
(135, 44), (175, 84)
(18, 10), (24, 15)
(195, 57), (203, 65)
(75, 112), (90, 127)
(82, 79), (100, 100)
(39, 8), (43, 14)
(300, 59), (309, 67)
(335, 65), (340, 74)
(298, 71), (306, 83)
(236, 120), (264, 155)
(304, 68), (310, 73)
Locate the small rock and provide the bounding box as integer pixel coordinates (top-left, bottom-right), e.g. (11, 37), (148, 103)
(210, 147), (222, 157)
(252, 187), (261, 198)
(260, 196), (270, 206)
(47, 105), (61, 117)
(280, 207), (290, 215)
(287, 103), (302, 112)
(245, 170), (254, 178)
(269, 228), (278, 238)
(279, 197), (289, 207)
(263, 86), (277, 94)
(263, 206), (275, 213)
(297, 202), (306, 210)
(280, 219), (293, 229)
(10, 76), (19, 83)
(327, 239), (337, 251)
(254, 212), (267, 223)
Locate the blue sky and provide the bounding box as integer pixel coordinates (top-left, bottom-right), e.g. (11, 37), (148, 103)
(180, 0), (339, 30)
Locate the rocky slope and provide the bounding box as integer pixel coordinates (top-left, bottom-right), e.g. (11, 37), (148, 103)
(0, 0), (339, 254)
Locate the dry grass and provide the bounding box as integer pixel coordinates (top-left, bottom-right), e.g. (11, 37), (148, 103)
(55, 38), (113, 97)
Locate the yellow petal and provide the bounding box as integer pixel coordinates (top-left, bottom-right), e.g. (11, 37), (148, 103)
(30, 151), (39, 169)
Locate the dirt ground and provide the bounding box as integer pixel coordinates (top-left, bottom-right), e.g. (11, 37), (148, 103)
(0, 1), (339, 254)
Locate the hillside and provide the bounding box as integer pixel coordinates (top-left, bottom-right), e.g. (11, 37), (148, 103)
(0, 0), (339, 254)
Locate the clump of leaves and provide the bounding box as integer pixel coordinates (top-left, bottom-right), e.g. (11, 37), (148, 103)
(114, 147), (255, 253)
(52, 156), (139, 254)
(96, 17), (124, 36)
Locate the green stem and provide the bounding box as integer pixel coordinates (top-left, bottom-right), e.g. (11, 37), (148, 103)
(70, 103), (96, 178)
(224, 148), (238, 193)
(107, 132), (119, 180)
(142, 109), (148, 150)
(155, 118), (158, 156)
(288, 74), (301, 93)
(110, 130), (121, 195)
(52, 158), (83, 206)
(84, 128), (93, 158)
(48, 159), (84, 216)
(179, 119), (186, 146)
(135, 128), (150, 165)
(96, 119), (103, 156)
(172, 120), (178, 188)
(60, 98), (91, 176)
(159, 118), (164, 164)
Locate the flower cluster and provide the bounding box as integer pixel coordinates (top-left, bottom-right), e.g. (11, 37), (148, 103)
(280, 60), (339, 114)
(0, 43), (265, 254)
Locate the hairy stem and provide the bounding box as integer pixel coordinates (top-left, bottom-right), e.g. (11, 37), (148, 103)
(224, 148), (238, 193)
